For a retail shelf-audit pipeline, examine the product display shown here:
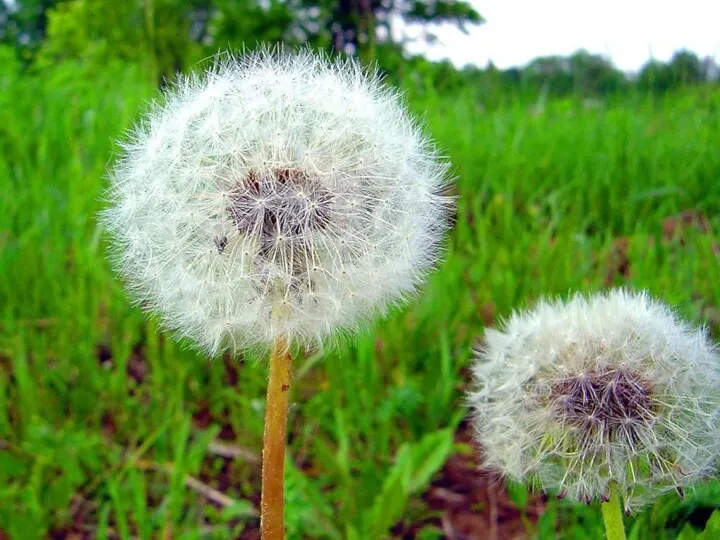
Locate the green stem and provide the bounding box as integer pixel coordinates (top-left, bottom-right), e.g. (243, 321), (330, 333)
(601, 489), (627, 540)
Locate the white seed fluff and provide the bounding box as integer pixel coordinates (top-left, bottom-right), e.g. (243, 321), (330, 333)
(102, 49), (452, 354)
(469, 289), (720, 511)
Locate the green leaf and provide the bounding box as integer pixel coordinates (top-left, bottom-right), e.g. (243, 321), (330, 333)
(416, 525), (445, 540)
(219, 500), (258, 521)
(677, 522), (701, 540)
(364, 428), (454, 537)
(506, 479), (529, 510)
(0, 453), (26, 476)
(537, 504), (558, 540)
(365, 457), (409, 537)
(406, 428), (454, 493)
(699, 510), (720, 539)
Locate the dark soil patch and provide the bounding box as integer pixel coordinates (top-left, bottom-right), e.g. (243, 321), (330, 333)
(662, 210), (711, 242)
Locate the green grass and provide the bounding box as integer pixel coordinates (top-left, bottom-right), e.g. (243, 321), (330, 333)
(1, 55), (720, 538)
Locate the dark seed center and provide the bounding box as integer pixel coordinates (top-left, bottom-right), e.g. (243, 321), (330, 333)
(550, 367), (655, 437)
(225, 168), (332, 254)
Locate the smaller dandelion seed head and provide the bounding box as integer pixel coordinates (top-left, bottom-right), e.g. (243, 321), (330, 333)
(468, 289), (720, 511)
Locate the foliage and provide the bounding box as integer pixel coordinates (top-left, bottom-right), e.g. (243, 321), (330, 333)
(0, 0), (60, 58)
(1, 55), (720, 537)
(317, 0), (482, 58)
(2, 0), (481, 72)
(3, 1), (717, 98)
(519, 50), (627, 96)
(638, 50), (709, 93)
(34, 0), (213, 79)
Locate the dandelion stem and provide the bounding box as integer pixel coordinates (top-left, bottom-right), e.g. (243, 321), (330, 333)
(261, 337), (292, 540)
(601, 488), (627, 540)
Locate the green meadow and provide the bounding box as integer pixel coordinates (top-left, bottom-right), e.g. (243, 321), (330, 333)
(1, 55), (720, 538)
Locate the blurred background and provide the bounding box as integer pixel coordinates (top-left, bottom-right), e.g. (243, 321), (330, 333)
(1, 1), (719, 538)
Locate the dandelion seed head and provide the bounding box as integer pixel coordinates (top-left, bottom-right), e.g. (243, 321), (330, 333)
(102, 48), (452, 354)
(469, 289), (720, 511)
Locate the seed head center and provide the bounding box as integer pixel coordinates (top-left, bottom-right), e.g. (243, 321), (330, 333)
(550, 367), (655, 436)
(227, 168), (332, 251)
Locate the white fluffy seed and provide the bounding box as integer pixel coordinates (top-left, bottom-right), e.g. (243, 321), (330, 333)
(469, 289), (720, 511)
(102, 48), (453, 354)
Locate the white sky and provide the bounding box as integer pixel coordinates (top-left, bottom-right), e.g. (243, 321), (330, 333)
(396, 0), (720, 72)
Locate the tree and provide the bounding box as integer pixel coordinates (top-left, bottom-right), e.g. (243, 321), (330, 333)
(637, 51), (704, 93)
(568, 50), (626, 95)
(206, 1), (482, 66)
(667, 50), (703, 85)
(519, 50), (626, 97)
(521, 55), (574, 95)
(0, 0), (61, 59)
(318, 0), (483, 60)
(35, 0), (216, 81)
(4, 0), (482, 71)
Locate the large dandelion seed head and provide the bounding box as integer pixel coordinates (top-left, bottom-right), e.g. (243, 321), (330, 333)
(102, 49), (452, 354)
(469, 289), (720, 511)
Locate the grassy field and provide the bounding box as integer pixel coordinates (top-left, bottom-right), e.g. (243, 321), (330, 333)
(1, 55), (720, 539)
